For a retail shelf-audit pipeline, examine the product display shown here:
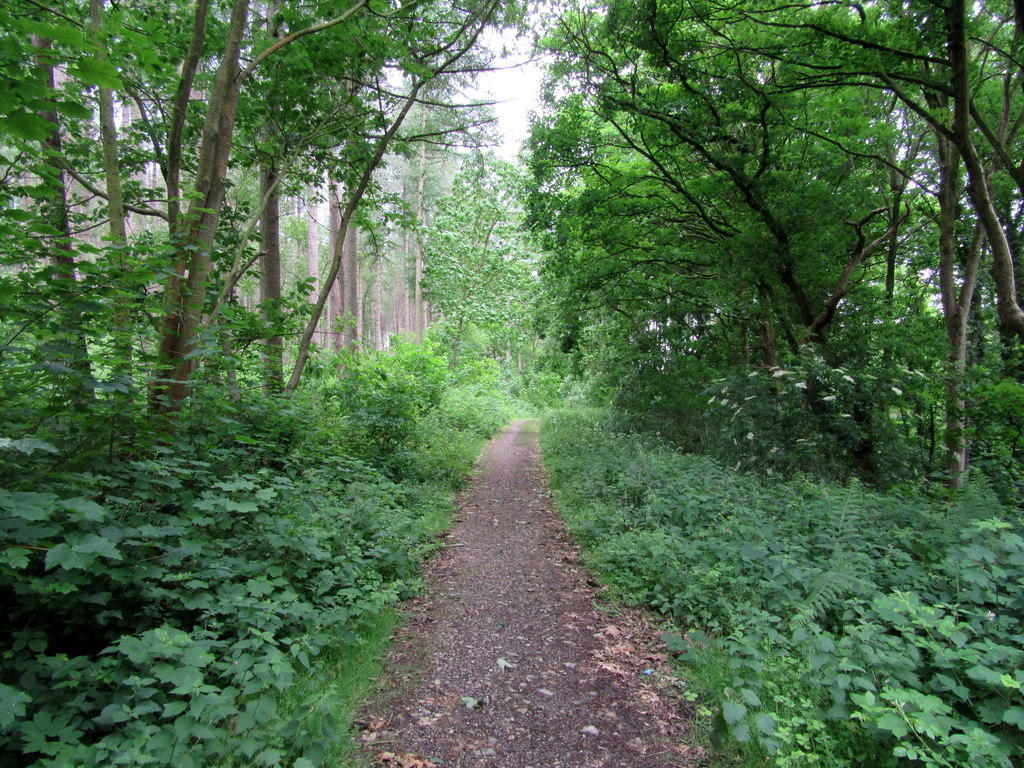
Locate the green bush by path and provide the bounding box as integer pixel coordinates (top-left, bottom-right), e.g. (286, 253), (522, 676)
(541, 409), (1024, 768)
(0, 344), (514, 767)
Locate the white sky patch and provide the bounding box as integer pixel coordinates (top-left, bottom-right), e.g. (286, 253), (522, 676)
(472, 29), (545, 160)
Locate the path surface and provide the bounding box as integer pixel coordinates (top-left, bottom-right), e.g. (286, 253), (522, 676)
(357, 420), (702, 768)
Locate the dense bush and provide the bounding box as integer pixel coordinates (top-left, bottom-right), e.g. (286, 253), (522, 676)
(541, 409), (1024, 768)
(0, 343), (513, 767)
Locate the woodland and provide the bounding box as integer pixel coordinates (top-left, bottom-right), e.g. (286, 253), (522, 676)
(0, 0), (1022, 767)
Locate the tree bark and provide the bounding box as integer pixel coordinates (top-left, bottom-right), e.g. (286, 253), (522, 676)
(329, 182), (344, 353)
(948, 0), (1024, 339)
(259, 162), (283, 392)
(373, 253), (383, 350)
(258, 1), (283, 394)
(413, 108), (427, 342)
(342, 220), (359, 349)
(935, 125), (983, 486)
(32, 34), (93, 384)
(152, 0), (250, 413)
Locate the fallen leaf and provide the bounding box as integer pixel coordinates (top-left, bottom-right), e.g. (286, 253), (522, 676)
(497, 657), (517, 671)
(461, 696), (482, 709)
(597, 661), (628, 676)
(603, 625), (622, 638)
(377, 753), (437, 768)
(607, 642), (636, 655)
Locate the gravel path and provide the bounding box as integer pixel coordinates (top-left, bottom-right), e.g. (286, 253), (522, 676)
(358, 420), (702, 768)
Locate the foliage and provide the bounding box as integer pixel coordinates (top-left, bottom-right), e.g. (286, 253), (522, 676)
(0, 333), (517, 766)
(322, 341), (449, 473)
(525, 0), (1023, 493)
(541, 409), (1024, 768)
(423, 154), (540, 370)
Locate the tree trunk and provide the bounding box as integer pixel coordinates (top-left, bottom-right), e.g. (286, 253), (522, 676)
(329, 182), (345, 353)
(258, 1), (283, 394)
(90, 0), (133, 373)
(413, 109), (427, 342)
(948, 0), (1024, 339)
(259, 162), (283, 392)
(342, 222), (359, 348)
(32, 34), (93, 385)
(152, 0), (250, 412)
(373, 254), (383, 350)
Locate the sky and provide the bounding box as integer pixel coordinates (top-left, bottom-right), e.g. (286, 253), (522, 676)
(473, 31), (546, 160)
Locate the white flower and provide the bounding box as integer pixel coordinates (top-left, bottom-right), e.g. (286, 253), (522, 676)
(794, 381), (807, 389)
(773, 370), (789, 378)
(770, 446), (780, 453)
(708, 397), (716, 405)
(822, 395), (837, 402)
(746, 432), (755, 441)
(745, 395), (756, 401)
(843, 375), (855, 384)
(891, 387), (903, 396)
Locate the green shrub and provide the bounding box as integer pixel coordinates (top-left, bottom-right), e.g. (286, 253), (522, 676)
(540, 408), (1024, 768)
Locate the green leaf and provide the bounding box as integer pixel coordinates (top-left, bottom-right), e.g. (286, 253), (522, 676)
(0, 683), (31, 729)
(1003, 707), (1024, 729)
(0, 490), (57, 521)
(162, 701), (188, 719)
(61, 497), (108, 521)
(875, 711), (910, 738)
(0, 112), (55, 142)
(0, 548), (31, 569)
(45, 542), (89, 570)
(0, 437), (58, 454)
(723, 701), (747, 725)
(753, 713), (776, 736)
(70, 58), (122, 90)
(739, 688), (761, 707)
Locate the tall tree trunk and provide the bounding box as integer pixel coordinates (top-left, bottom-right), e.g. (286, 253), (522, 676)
(32, 34), (93, 385)
(936, 131), (982, 486)
(259, 163), (283, 392)
(329, 182), (344, 353)
(152, 0), (250, 413)
(258, 1), (283, 394)
(306, 195), (319, 295)
(90, 0), (133, 375)
(948, 0), (1024, 338)
(413, 109), (427, 342)
(373, 254), (383, 350)
(342, 222), (359, 348)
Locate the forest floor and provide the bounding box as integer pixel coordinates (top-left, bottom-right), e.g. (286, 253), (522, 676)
(354, 420), (705, 768)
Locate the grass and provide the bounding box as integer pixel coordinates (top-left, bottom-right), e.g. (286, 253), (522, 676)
(277, 608), (403, 767)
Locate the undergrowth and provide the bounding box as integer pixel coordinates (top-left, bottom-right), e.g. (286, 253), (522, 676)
(0, 342), (511, 767)
(541, 408), (1024, 768)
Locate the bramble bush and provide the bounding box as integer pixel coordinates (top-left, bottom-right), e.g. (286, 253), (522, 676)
(541, 409), (1024, 768)
(1, 342), (513, 767)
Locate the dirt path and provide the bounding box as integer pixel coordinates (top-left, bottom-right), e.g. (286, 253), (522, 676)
(357, 420), (702, 768)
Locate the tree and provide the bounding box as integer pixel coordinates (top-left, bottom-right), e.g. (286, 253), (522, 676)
(424, 155), (538, 368)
